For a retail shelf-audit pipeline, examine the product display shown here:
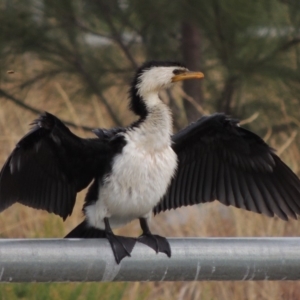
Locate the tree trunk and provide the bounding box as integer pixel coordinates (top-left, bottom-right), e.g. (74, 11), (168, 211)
(216, 76), (238, 115)
(181, 21), (204, 122)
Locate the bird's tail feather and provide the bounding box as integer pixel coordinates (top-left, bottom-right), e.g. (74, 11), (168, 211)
(65, 220), (106, 238)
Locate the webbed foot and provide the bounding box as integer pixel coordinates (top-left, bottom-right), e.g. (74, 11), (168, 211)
(137, 218), (171, 257)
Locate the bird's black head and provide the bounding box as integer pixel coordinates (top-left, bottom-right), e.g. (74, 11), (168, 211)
(129, 61), (187, 119)
(129, 61), (204, 119)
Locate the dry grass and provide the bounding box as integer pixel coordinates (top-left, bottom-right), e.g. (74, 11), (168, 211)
(1, 79), (300, 300)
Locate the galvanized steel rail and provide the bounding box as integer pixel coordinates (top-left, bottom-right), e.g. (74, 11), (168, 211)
(0, 238), (299, 282)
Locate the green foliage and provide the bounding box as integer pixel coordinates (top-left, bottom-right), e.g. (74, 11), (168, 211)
(0, 282), (129, 300)
(0, 0), (300, 135)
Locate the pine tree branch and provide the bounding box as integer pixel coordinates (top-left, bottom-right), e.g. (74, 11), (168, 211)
(0, 89), (94, 132)
(95, 2), (138, 69)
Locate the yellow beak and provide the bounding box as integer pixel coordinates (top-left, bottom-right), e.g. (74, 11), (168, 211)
(171, 71), (204, 82)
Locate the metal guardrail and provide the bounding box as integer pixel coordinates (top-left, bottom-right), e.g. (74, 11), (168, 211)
(0, 238), (299, 282)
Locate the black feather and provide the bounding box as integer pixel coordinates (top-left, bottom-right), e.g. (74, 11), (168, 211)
(0, 112), (116, 219)
(154, 113), (300, 221)
(65, 221), (106, 238)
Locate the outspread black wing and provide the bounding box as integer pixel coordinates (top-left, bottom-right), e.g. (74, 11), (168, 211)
(0, 112), (112, 220)
(154, 113), (300, 220)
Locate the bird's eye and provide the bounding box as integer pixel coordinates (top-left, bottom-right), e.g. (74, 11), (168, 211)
(173, 69), (185, 75)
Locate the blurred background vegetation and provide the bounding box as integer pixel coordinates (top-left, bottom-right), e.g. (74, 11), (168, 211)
(1, 0), (300, 299)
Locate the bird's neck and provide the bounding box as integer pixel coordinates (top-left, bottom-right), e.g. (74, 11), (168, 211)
(129, 93), (173, 151)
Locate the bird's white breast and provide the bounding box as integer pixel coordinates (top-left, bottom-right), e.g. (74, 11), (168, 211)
(85, 102), (177, 230)
(85, 138), (177, 229)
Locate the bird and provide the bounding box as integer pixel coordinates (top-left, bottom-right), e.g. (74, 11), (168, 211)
(1, 60), (300, 264)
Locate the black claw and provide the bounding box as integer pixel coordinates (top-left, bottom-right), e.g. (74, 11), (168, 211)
(106, 232), (136, 264)
(138, 218), (172, 258)
(138, 233), (171, 257)
(104, 217), (136, 264)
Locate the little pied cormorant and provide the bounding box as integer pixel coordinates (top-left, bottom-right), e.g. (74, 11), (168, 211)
(1, 61), (300, 264)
